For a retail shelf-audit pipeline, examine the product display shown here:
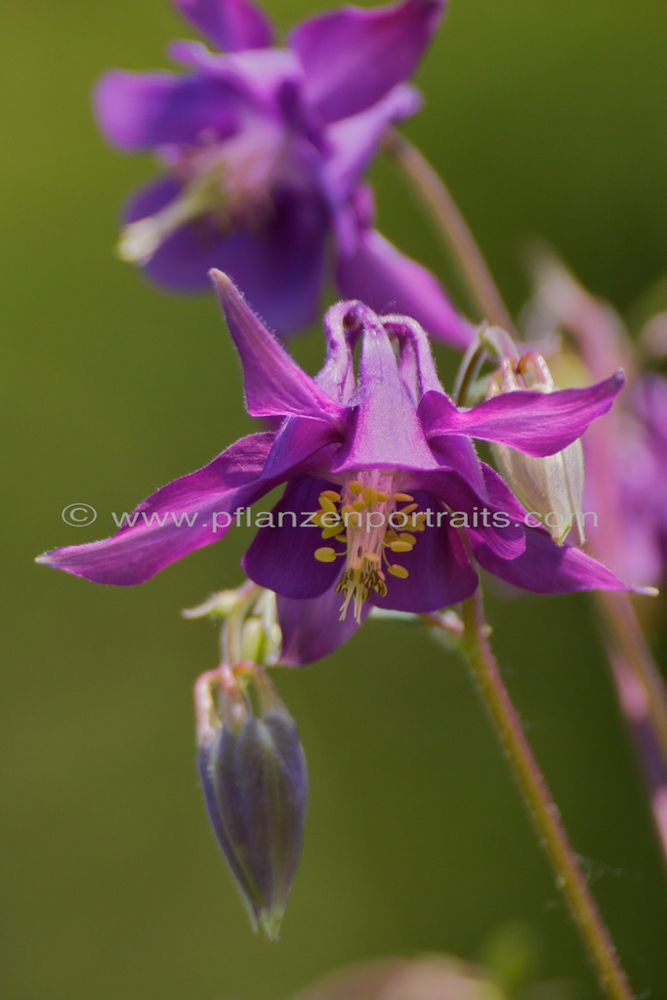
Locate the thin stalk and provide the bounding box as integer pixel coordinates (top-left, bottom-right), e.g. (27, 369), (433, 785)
(427, 593), (633, 1000)
(384, 130), (516, 335)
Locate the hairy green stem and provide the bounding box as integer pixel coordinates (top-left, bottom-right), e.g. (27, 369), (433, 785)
(427, 594), (633, 1000)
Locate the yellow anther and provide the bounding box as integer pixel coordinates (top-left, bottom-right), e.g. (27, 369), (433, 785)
(389, 541), (413, 553)
(388, 564), (409, 579)
(322, 523), (345, 539)
(314, 475), (426, 619)
(314, 547), (337, 563)
(319, 496), (338, 514)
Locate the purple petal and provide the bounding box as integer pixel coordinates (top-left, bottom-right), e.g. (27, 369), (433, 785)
(336, 227), (474, 350)
(316, 302), (357, 404)
(172, 0), (273, 52)
(277, 589), (367, 666)
(133, 184), (331, 333)
(208, 188), (331, 333)
(421, 373), (625, 456)
(532, 256), (629, 382)
(289, 0), (445, 123)
(36, 433), (274, 585)
(635, 373), (667, 449)
(396, 336), (420, 406)
(382, 316), (444, 396)
(471, 526), (635, 595)
(94, 70), (241, 150)
(325, 85), (421, 200)
(333, 183), (374, 258)
(408, 466), (526, 560)
(242, 478), (342, 598)
(168, 43), (304, 111)
(210, 271), (345, 421)
(372, 492), (478, 612)
(426, 432), (490, 501)
(331, 309), (438, 472)
(261, 420), (343, 482)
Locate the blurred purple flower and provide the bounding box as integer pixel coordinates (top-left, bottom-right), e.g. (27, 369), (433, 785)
(531, 257), (667, 586)
(38, 274), (635, 663)
(96, 0), (470, 345)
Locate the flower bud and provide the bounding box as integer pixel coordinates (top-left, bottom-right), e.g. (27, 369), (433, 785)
(489, 353), (585, 545)
(195, 663), (307, 939)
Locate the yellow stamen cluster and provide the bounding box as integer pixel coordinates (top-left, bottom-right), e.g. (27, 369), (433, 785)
(312, 480), (427, 622)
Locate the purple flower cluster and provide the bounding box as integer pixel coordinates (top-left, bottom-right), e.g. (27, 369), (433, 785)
(98, 0), (470, 345)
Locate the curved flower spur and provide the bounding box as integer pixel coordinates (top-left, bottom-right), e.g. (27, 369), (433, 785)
(96, 0), (469, 345)
(38, 272), (639, 664)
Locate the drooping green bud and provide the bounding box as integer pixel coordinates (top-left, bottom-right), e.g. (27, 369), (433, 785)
(488, 352), (585, 545)
(194, 662), (307, 940)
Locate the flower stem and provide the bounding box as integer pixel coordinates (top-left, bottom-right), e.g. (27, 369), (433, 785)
(384, 130), (516, 335)
(427, 592), (633, 1000)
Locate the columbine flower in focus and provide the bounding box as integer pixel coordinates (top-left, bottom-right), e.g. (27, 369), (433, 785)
(529, 254), (667, 587)
(38, 271), (639, 664)
(95, 0), (470, 345)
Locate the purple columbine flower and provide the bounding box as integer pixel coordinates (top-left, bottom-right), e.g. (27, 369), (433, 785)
(38, 272), (642, 664)
(95, 0), (470, 345)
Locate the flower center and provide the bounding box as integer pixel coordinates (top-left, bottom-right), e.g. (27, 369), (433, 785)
(313, 473), (426, 622)
(117, 124), (289, 264)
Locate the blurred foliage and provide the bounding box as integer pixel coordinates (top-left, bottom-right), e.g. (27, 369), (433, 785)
(3, 1), (667, 999)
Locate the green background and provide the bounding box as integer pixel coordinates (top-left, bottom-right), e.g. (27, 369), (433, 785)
(3, 0), (667, 997)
